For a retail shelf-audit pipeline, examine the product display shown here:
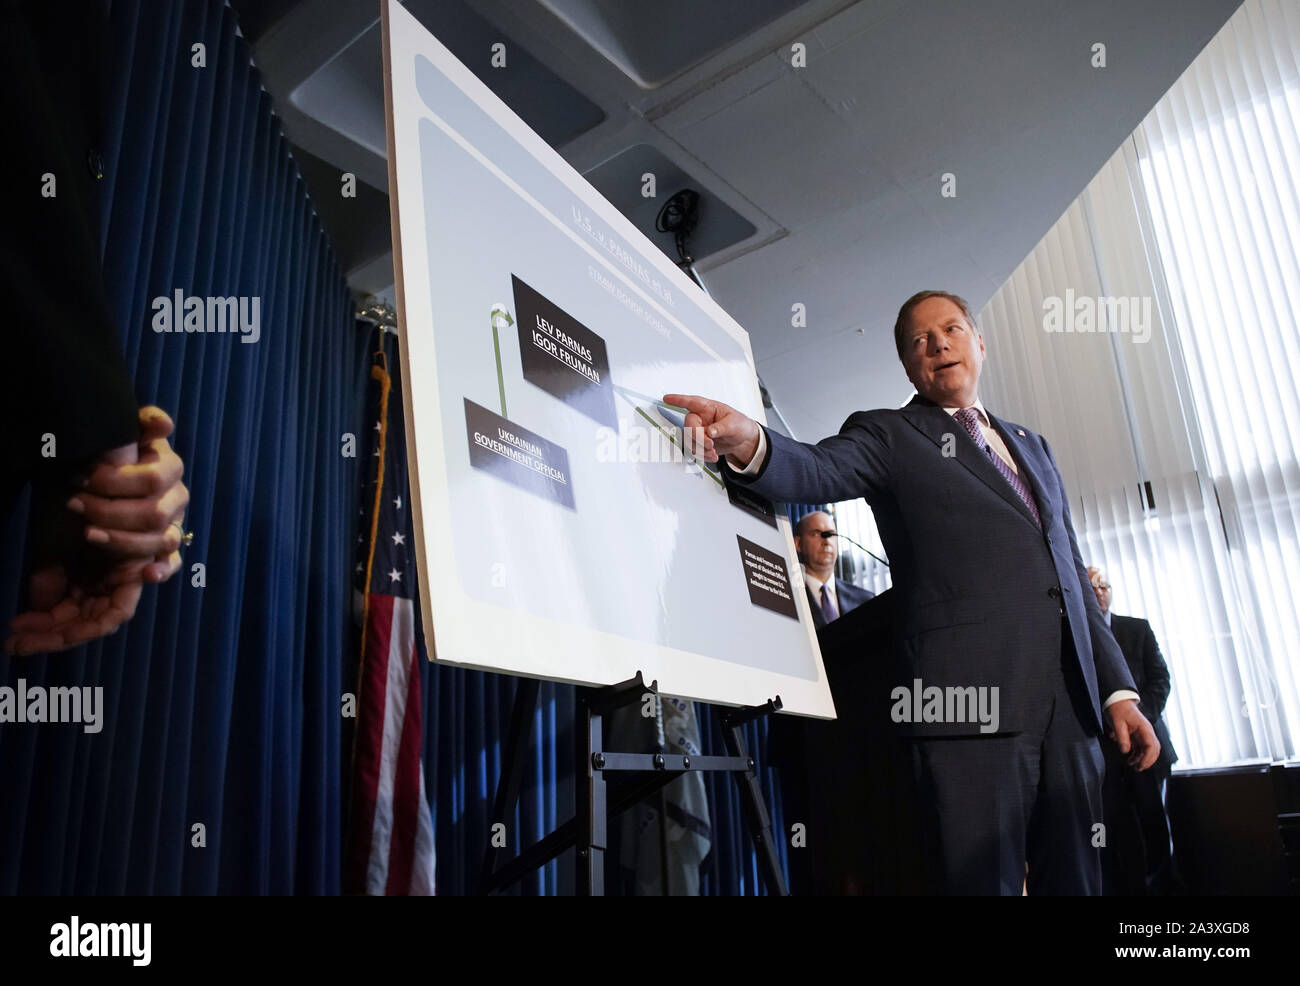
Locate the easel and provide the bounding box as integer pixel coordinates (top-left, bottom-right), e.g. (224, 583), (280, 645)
(478, 672), (788, 896)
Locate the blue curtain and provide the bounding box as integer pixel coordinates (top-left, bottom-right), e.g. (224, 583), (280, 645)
(0, 0), (362, 894)
(422, 659), (579, 896)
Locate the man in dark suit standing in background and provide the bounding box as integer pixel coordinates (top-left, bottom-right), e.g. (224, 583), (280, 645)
(1089, 567), (1180, 894)
(772, 508), (875, 892)
(667, 289), (1160, 894)
(793, 510), (874, 628)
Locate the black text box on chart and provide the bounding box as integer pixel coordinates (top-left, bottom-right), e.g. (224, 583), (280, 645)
(736, 535), (799, 619)
(723, 472), (778, 528)
(464, 398), (576, 510)
(513, 274), (617, 428)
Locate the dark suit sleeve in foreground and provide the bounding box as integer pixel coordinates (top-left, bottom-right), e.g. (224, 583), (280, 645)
(723, 412), (893, 505)
(2, 2), (139, 494)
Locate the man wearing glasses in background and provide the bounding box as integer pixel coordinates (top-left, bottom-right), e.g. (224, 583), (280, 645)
(1089, 566), (1181, 895)
(793, 510), (874, 627)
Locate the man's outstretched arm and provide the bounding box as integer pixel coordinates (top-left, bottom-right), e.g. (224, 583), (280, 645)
(665, 393), (892, 504)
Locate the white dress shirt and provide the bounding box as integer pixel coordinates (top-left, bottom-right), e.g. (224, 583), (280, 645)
(942, 400), (1017, 473)
(802, 566), (838, 616)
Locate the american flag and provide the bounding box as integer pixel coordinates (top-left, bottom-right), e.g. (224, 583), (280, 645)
(346, 339), (436, 895)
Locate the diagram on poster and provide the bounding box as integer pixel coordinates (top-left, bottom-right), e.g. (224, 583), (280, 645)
(382, 0), (835, 717)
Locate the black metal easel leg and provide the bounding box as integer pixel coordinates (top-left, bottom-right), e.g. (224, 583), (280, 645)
(574, 688), (607, 896)
(722, 705), (789, 896)
(574, 672), (654, 896)
(481, 673), (787, 897)
(478, 676), (540, 895)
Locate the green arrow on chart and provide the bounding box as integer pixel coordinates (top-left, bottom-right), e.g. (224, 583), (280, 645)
(612, 383), (689, 416)
(619, 395), (725, 489)
(490, 304), (513, 416)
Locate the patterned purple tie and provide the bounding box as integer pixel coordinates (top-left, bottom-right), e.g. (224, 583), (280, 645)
(820, 583), (839, 622)
(953, 407), (1041, 527)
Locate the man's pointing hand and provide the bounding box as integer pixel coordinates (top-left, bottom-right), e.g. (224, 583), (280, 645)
(663, 394), (761, 468)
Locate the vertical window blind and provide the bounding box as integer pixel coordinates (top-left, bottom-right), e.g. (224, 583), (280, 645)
(976, 0), (1300, 767)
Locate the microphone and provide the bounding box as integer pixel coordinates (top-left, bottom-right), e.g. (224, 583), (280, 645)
(836, 531), (889, 568)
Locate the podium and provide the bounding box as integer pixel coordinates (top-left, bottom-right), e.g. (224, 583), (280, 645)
(769, 589), (935, 894)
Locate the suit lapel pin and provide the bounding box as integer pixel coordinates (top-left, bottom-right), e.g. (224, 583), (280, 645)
(1016, 429), (1025, 436)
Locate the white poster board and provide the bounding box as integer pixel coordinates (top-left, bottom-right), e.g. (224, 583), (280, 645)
(381, 0), (835, 717)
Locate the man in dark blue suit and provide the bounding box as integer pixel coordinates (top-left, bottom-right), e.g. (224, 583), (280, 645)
(667, 290), (1160, 894)
(793, 510), (874, 628)
(1089, 567), (1180, 894)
